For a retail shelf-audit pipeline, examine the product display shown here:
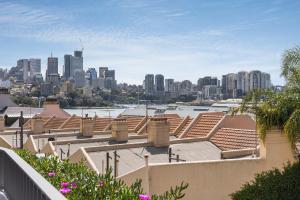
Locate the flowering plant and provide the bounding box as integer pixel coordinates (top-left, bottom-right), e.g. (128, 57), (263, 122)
(16, 150), (188, 200)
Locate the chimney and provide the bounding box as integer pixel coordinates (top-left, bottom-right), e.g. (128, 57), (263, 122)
(31, 115), (44, 134)
(80, 116), (95, 137)
(112, 118), (128, 142)
(148, 117), (170, 147)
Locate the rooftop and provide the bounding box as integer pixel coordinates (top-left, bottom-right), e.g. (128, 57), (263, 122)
(210, 128), (258, 151)
(87, 141), (221, 176)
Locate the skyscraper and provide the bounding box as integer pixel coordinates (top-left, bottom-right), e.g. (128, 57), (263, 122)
(144, 74), (155, 96)
(99, 67), (108, 78)
(63, 51), (83, 79)
(86, 68), (98, 88)
(29, 59), (41, 77)
(17, 59), (29, 82)
(46, 56), (59, 83)
(63, 55), (72, 79)
(104, 69), (116, 89)
(47, 57), (58, 75)
(155, 74), (164, 96)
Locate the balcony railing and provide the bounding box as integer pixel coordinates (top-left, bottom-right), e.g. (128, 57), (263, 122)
(0, 147), (66, 200)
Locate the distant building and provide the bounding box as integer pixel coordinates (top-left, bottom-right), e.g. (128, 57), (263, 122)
(222, 73), (237, 98)
(180, 80), (192, 95)
(144, 74), (155, 96)
(17, 59), (29, 81)
(74, 70), (86, 88)
(61, 81), (74, 94)
(99, 67), (108, 78)
(249, 70), (261, 91)
(261, 72), (271, 89)
(40, 82), (52, 97)
(46, 56), (59, 82)
(165, 79), (174, 93)
(86, 68), (97, 88)
(63, 51), (83, 79)
(237, 71), (249, 97)
(29, 59), (41, 78)
(198, 76), (218, 89)
(155, 74), (164, 96)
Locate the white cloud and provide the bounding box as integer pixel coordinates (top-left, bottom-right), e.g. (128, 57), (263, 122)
(0, 0), (286, 85)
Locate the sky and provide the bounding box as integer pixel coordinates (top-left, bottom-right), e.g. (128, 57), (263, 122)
(0, 0), (299, 85)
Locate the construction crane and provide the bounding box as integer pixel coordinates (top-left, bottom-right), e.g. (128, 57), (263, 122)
(79, 38), (84, 52)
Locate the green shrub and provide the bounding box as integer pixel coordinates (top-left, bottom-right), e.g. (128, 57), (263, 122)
(231, 161), (300, 200)
(16, 150), (188, 200)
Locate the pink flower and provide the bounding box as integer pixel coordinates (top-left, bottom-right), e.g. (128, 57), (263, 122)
(71, 182), (77, 188)
(139, 194), (151, 200)
(60, 182), (70, 188)
(59, 188), (72, 194)
(48, 172), (56, 177)
(99, 181), (104, 187)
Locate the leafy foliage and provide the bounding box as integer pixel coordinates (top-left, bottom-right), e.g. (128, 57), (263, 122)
(16, 150), (188, 200)
(236, 46), (300, 145)
(231, 161), (300, 200)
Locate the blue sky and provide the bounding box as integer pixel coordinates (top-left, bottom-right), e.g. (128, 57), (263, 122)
(0, 0), (299, 85)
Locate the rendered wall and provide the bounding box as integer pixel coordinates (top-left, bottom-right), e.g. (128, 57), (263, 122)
(120, 129), (296, 200)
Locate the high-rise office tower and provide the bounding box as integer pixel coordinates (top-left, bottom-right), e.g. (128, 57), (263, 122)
(86, 68), (98, 87)
(47, 57), (58, 75)
(17, 59), (29, 81)
(144, 74), (155, 96)
(104, 69), (116, 89)
(155, 74), (164, 95)
(46, 56), (59, 83)
(63, 51), (83, 79)
(64, 55), (72, 79)
(29, 59), (41, 77)
(99, 67), (108, 78)
(74, 70), (86, 88)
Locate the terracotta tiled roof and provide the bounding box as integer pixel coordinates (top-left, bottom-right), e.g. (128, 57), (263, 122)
(44, 117), (67, 129)
(178, 118), (193, 135)
(94, 117), (111, 131)
(185, 113), (224, 138)
(210, 128), (258, 151)
(61, 116), (81, 129)
(125, 116), (145, 132)
(23, 117), (50, 129)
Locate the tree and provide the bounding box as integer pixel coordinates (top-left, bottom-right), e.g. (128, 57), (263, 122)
(231, 162), (300, 200)
(236, 46), (300, 145)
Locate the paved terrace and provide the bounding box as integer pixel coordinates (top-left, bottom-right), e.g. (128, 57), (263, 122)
(87, 141), (221, 176)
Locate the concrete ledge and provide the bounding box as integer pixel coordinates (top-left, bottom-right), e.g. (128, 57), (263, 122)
(84, 142), (151, 153)
(221, 148), (256, 159)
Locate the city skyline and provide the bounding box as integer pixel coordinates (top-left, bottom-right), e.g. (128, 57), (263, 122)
(0, 0), (300, 85)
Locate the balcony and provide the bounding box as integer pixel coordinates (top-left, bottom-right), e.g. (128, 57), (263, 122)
(0, 147), (66, 200)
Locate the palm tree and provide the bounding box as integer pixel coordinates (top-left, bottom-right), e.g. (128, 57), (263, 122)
(238, 46), (300, 146)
